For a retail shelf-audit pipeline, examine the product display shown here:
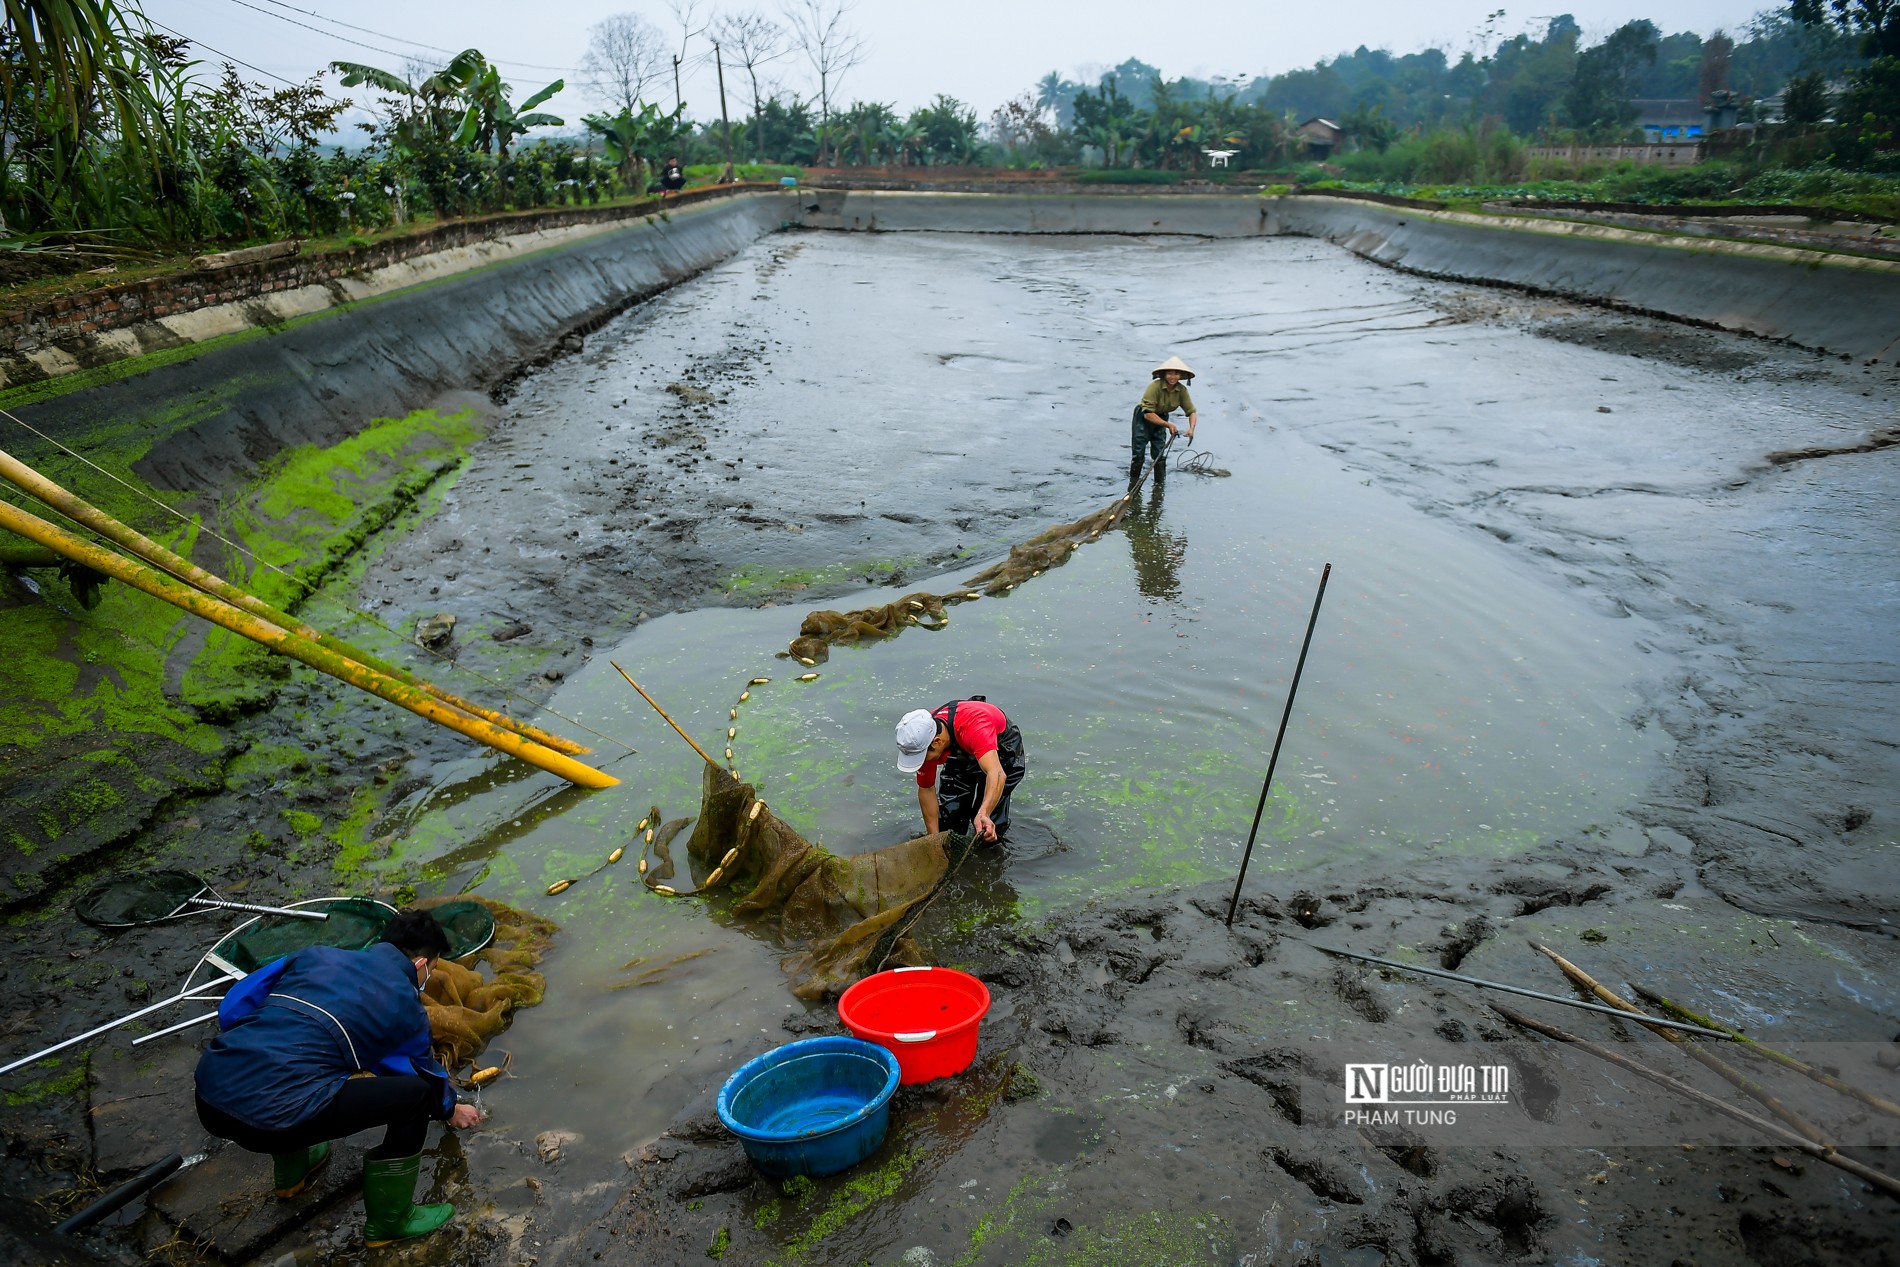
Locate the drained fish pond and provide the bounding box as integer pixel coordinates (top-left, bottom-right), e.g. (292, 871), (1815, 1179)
(3, 217), (1896, 1267)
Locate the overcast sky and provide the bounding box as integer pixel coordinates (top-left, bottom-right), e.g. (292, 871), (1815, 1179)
(143, 0), (1778, 130)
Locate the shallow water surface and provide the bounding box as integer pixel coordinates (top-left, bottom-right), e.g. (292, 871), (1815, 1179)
(354, 232), (1682, 1171)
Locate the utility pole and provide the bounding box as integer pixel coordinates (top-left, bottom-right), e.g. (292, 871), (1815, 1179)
(714, 41), (735, 182)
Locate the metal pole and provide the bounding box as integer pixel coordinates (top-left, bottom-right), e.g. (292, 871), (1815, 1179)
(1316, 945), (1733, 1038)
(1225, 563), (1331, 926)
(132, 1010), (222, 1046)
(0, 973), (240, 1078)
(182, 896), (327, 921)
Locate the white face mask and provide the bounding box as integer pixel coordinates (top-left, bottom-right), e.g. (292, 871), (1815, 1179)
(415, 957), (434, 990)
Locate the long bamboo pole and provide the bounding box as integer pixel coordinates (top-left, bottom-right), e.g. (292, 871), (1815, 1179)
(0, 500), (617, 789)
(1495, 1005), (1900, 1200)
(1533, 943), (1830, 1147)
(0, 445), (589, 755)
(1632, 984), (1900, 1120)
(609, 662), (717, 766)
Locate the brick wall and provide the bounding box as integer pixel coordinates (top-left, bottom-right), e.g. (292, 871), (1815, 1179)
(0, 184), (764, 356)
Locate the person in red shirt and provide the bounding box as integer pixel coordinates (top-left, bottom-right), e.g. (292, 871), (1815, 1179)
(894, 696), (1027, 842)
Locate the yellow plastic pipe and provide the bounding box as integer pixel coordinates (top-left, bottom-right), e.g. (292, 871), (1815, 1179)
(0, 499), (618, 790)
(0, 445), (589, 755)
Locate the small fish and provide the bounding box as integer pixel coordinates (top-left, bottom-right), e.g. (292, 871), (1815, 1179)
(546, 879), (572, 895)
(797, 672), (819, 682)
(739, 691), (750, 702)
(720, 848), (740, 868)
(470, 1065), (504, 1086)
(730, 707), (738, 719)
(654, 884), (678, 896)
(607, 846), (624, 865)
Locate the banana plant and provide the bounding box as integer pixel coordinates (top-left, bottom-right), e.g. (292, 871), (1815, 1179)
(455, 63), (563, 158)
(583, 102), (683, 188)
(332, 49), (486, 154)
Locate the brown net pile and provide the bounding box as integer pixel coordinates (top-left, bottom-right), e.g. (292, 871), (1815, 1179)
(641, 763), (979, 999)
(783, 493), (1133, 664)
(415, 896), (557, 1070)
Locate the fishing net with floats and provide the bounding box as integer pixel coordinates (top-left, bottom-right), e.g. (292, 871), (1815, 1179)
(640, 764), (979, 1000)
(415, 895), (557, 1071)
(783, 491), (1134, 665)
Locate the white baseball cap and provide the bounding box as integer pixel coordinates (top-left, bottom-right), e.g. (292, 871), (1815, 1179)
(894, 709), (938, 773)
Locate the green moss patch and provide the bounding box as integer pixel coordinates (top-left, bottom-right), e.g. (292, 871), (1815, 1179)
(0, 405), (482, 901)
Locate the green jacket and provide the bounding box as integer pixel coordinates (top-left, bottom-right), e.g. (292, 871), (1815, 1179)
(1138, 379), (1196, 421)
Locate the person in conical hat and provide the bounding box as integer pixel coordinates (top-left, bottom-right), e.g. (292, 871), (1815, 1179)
(1129, 356), (1198, 486)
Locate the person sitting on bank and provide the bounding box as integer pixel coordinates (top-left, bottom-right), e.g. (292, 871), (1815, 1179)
(193, 909), (483, 1247)
(659, 155), (686, 196)
(1130, 355), (1199, 486)
(895, 696), (1027, 843)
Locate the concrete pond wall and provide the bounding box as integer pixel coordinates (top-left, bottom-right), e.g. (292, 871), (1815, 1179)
(3, 183), (1896, 903)
(791, 188), (1900, 362)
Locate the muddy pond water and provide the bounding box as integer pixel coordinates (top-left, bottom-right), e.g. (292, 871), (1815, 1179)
(347, 232), (1678, 1178)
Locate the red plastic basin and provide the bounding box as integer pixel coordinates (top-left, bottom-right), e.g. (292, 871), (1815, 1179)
(837, 966), (992, 1085)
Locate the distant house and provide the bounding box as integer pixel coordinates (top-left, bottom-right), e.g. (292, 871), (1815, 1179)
(1296, 117), (1344, 159)
(1631, 99), (1704, 139)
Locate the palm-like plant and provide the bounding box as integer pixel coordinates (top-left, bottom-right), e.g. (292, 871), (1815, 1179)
(455, 62), (563, 158)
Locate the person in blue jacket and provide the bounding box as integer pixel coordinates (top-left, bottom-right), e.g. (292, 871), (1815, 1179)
(194, 909), (484, 1247)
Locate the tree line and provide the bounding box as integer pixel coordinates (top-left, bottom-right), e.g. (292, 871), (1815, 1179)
(1, 0), (1895, 272)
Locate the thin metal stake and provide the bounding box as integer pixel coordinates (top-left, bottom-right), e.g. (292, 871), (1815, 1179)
(1226, 563), (1331, 926)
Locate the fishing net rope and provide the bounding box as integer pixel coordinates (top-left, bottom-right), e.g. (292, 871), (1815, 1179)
(625, 471), (1174, 999)
(415, 895), (556, 1071)
(638, 764), (978, 1000)
(783, 487), (1137, 666)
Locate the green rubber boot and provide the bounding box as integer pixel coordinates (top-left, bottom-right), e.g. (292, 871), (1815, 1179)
(361, 1154), (455, 1247)
(270, 1142), (330, 1198)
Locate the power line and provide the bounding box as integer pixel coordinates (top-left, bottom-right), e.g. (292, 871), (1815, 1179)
(145, 15), (323, 92)
(247, 0), (582, 75)
(221, 0), (585, 80)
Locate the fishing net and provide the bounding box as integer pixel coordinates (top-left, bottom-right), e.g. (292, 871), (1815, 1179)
(640, 764), (979, 1000)
(782, 492), (1134, 664)
(76, 870), (209, 927)
(206, 898), (396, 974)
(416, 895), (557, 1070)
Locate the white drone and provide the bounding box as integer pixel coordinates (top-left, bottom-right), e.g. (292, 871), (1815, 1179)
(1202, 148), (1239, 167)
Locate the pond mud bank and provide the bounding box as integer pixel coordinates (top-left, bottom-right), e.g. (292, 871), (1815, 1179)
(0, 190), (787, 903)
(0, 214), (1897, 1266)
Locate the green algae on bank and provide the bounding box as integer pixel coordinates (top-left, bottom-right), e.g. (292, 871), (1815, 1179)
(0, 406), (484, 902)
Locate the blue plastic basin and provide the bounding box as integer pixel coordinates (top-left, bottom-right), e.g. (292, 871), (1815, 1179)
(717, 1036), (899, 1178)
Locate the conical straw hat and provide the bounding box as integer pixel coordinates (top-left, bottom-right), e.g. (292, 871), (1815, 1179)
(1151, 355), (1196, 380)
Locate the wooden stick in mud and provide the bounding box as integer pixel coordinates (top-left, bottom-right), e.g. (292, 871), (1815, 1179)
(0, 444), (592, 755)
(609, 662), (718, 766)
(0, 498), (618, 788)
(1533, 942), (1830, 1147)
(1493, 1004), (1900, 1200)
(1633, 984), (1900, 1121)
(1226, 562), (1332, 927)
